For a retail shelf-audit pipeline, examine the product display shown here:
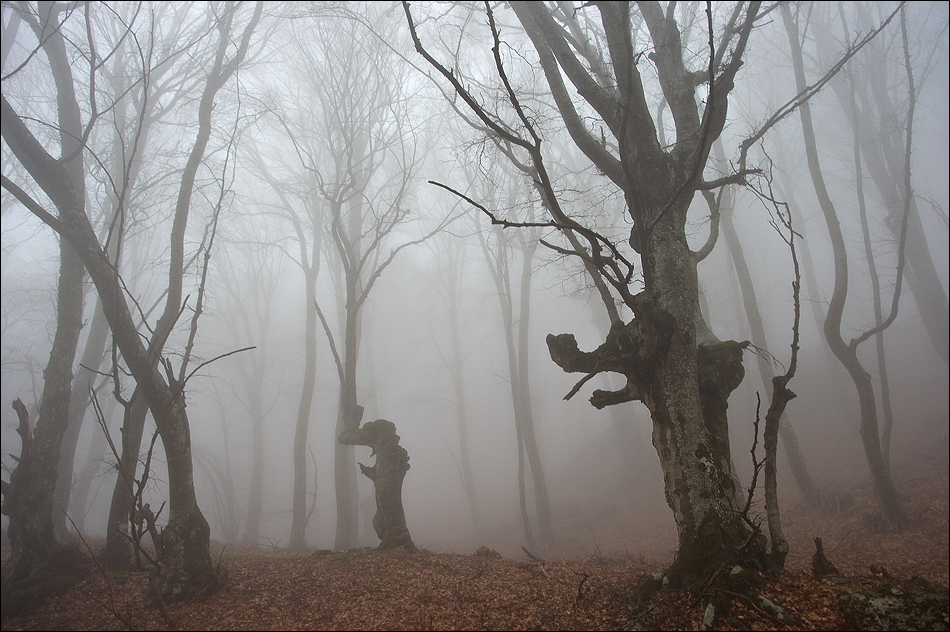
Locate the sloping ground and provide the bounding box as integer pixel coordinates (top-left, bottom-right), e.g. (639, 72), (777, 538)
(2, 450), (946, 631)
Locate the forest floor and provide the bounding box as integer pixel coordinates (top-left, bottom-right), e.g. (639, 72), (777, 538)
(2, 447), (947, 631)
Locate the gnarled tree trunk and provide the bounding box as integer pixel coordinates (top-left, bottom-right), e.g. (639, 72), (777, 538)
(339, 417), (416, 553)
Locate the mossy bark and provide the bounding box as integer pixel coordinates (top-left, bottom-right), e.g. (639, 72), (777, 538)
(159, 505), (218, 601)
(547, 221), (767, 587)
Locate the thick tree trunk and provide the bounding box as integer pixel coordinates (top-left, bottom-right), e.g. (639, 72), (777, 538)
(1, 3), (87, 604)
(646, 221), (763, 585)
(339, 420), (415, 552)
(548, 216), (765, 586)
(1, 241), (85, 613)
(408, 0), (767, 594)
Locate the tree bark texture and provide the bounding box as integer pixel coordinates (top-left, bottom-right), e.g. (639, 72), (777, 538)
(339, 420), (416, 552)
(1, 3), (87, 607)
(505, 0), (768, 585)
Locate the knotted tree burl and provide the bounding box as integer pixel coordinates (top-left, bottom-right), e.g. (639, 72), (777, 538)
(546, 294), (762, 586)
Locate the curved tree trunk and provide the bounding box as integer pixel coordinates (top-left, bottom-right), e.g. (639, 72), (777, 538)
(1, 0), (265, 595)
(1, 241), (85, 613)
(782, 4), (904, 529)
(820, 3), (949, 367)
(1, 3), (87, 608)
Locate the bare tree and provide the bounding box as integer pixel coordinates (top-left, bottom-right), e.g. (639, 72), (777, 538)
(404, 1), (901, 605)
(1, 2), (103, 611)
(2, 0), (263, 600)
(781, 2), (908, 529)
(473, 182), (553, 552)
(214, 233), (286, 547)
(404, 1), (769, 592)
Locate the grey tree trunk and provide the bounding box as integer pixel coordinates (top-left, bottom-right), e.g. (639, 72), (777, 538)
(1, 0), (263, 600)
(340, 419), (415, 552)
(716, 169), (821, 507)
(822, 3), (949, 367)
(781, 4), (904, 529)
(445, 258), (482, 537)
(1, 3), (87, 609)
(0, 240), (85, 613)
(52, 295), (109, 540)
(290, 260), (318, 551)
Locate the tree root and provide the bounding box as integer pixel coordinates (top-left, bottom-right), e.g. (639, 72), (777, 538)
(698, 566), (803, 630)
(629, 565), (802, 631)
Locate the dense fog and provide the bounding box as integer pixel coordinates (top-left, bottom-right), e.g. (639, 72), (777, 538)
(2, 0), (948, 565)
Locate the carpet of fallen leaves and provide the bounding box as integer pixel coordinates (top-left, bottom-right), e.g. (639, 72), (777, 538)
(2, 449), (946, 631)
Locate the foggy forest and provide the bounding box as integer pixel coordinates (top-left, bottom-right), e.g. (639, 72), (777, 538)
(1, 1), (948, 630)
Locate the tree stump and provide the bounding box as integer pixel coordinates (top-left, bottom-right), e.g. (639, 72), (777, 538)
(812, 537), (840, 578)
(339, 419), (416, 552)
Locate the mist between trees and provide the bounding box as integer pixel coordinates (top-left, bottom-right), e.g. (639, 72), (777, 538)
(1, 0), (947, 615)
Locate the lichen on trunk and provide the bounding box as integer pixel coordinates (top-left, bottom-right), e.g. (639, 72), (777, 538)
(159, 504), (218, 601)
(547, 305), (768, 587)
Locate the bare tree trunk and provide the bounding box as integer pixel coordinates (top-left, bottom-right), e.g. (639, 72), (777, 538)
(846, 66), (897, 471)
(339, 419), (415, 552)
(0, 241), (85, 613)
(334, 280), (363, 550)
(445, 263), (482, 536)
(515, 234), (553, 550)
(290, 263), (318, 551)
(334, 410), (359, 550)
(1, 3), (87, 608)
(715, 163), (821, 507)
(782, 4), (904, 529)
(52, 295), (110, 539)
